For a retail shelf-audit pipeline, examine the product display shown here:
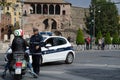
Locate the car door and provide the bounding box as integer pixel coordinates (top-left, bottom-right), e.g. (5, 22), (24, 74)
(42, 37), (58, 62)
(42, 37), (67, 63)
(53, 37), (69, 60)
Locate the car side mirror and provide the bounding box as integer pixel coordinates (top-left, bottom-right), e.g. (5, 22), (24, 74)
(45, 44), (52, 48)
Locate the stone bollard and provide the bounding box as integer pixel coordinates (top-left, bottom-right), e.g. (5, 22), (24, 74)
(0, 42), (3, 50)
(24, 35), (30, 39)
(109, 45), (112, 50)
(4, 34), (8, 42)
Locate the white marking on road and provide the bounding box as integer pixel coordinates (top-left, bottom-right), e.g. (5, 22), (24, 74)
(0, 69), (65, 74)
(73, 63), (120, 68)
(40, 71), (65, 74)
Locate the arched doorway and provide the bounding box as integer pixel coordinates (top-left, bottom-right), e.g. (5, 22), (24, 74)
(43, 19), (57, 31)
(51, 19), (57, 29)
(43, 19), (48, 29)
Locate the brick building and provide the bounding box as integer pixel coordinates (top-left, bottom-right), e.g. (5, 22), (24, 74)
(23, 0), (71, 37)
(0, 14), (12, 40)
(0, 0), (89, 42)
(22, 0), (89, 42)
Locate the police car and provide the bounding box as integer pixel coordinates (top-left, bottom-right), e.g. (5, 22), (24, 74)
(6, 32), (75, 65)
(39, 35), (75, 64)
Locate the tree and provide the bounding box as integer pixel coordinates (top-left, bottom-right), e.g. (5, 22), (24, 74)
(112, 31), (119, 44)
(118, 38), (120, 45)
(89, 0), (119, 37)
(105, 32), (112, 44)
(76, 28), (85, 45)
(95, 31), (102, 44)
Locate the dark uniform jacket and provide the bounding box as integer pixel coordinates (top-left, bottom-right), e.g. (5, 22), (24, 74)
(11, 36), (26, 53)
(30, 34), (43, 53)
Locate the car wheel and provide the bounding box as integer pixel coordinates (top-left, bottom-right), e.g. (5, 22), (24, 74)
(65, 53), (74, 64)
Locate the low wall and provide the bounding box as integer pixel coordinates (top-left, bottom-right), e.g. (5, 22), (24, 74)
(73, 44), (120, 51)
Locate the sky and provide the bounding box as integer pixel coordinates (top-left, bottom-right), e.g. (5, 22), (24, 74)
(65, 0), (120, 14)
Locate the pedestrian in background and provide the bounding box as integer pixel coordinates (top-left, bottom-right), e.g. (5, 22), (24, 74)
(67, 36), (71, 42)
(30, 28), (43, 77)
(101, 37), (105, 50)
(98, 38), (102, 50)
(85, 36), (91, 50)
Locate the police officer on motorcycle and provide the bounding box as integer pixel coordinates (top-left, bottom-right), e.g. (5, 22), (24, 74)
(12, 29), (26, 53)
(1, 29), (38, 78)
(1, 29), (26, 78)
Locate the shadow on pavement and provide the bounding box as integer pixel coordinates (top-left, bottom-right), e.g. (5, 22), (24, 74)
(41, 61), (65, 67)
(67, 68), (120, 80)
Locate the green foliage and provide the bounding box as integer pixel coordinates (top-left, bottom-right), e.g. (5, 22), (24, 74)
(76, 28), (85, 45)
(95, 31), (102, 44)
(89, 0), (119, 36)
(112, 32), (119, 44)
(105, 32), (112, 44)
(118, 38), (120, 44)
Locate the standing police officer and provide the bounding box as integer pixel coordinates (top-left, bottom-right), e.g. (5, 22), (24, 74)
(30, 28), (43, 76)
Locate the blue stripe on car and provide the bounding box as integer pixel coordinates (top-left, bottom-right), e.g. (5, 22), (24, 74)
(42, 46), (73, 55)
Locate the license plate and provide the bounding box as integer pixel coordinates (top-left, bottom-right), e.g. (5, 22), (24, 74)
(15, 68), (21, 74)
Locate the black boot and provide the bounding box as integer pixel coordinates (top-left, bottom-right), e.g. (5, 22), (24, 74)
(29, 68), (38, 78)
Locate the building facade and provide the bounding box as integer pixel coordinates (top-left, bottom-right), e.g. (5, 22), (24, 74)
(0, 0), (89, 42)
(2, 0), (22, 26)
(23, 0), (72, 37)
(71, 6), (89, 38)
(22, 0), (89, 42)
(0, 14), (11, 40)
(0, 0), (22, 40)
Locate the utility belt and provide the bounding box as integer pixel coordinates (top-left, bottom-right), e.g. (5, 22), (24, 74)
(31, 52), (42, 55)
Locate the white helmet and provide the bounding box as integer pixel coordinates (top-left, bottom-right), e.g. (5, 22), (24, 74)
(14, 29), (24, 37)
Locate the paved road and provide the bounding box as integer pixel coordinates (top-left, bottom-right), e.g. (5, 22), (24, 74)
(0, 50), (120, 80)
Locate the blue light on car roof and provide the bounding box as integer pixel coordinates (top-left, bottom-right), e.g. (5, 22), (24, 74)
(39, 32), (53, 36)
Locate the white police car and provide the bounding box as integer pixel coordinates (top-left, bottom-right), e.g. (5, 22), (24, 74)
(39, 35), (75, 64)
(6, 33), (75, 65)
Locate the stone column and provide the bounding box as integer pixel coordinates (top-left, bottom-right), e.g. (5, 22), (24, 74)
(48, 4), (49, 15)
(35, 4), (37, 14)
(60, 5), (62, 15)
(48, 19), (53, 31)
(41, 4), (43, 14)
(4, 34), (8, 42)
(53, 4), (55, 15)
(0, 28), (1, 41)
